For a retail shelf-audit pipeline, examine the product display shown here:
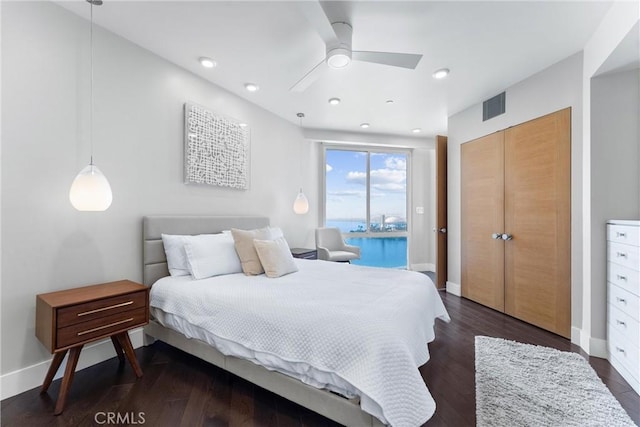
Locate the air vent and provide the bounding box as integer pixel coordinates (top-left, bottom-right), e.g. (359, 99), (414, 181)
(483, 92), (506, 121)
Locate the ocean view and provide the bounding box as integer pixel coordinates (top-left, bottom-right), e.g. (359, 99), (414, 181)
(346, 237), (408, 268)
(326, 220), (407, 268)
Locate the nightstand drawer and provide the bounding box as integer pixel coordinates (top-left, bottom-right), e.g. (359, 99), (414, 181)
(57, 290), (147, 328)
(57, 307), (147, 349)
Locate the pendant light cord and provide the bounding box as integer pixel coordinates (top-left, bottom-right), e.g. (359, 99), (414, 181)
(89, 1), (94, 166)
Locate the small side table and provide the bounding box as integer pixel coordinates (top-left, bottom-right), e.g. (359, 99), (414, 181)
(35, 280), (149, 415)
(291, 248), (318, 260)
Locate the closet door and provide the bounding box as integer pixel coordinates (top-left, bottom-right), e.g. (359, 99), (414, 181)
(461, 132), (505, 311)
(504, 108), (571, 338)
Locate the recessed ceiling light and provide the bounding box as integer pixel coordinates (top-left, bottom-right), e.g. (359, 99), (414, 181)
(199, 57), (216, 68)
(328, 97), (341, 105)
(385, 100), (394, 104)
(244, 83), (259, 92)
(239, 123), (248, 128)
(360, 123), (370, 129)
(412, 128), (422, 133)
(432, 68), (450, 79)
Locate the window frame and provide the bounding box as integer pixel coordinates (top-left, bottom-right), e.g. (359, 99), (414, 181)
(320, 143), (412, 243)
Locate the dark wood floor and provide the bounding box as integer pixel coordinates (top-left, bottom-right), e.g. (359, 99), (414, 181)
(3, 292), (639, 426)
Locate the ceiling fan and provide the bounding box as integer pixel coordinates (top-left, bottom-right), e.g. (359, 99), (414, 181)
(290, 1), (423, 92)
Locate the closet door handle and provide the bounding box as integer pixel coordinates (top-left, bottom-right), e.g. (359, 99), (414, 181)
(491, 233), (502, 240)
(501, 233), (513, 241)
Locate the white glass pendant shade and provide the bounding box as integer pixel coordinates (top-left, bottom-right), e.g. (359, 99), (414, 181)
(69, 164), (113, 211)
(293, 188), (309, 215)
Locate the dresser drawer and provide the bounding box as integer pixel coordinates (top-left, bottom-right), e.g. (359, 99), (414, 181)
(608, 303), (639, 350)
(608, 263), (640, 297)
(57, 307), (147, 349)
(57, 290), (147, 328)
(608, 224), (640, 247)
(608, 242), (639, 271)
(608, 323), (639, 383)
(609, 283), (640, 322)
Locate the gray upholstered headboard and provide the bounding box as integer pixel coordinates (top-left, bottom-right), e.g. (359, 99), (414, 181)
(143, 215), (270, 286)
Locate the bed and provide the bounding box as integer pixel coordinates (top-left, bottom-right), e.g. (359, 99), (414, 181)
(142, 215), (450, 427)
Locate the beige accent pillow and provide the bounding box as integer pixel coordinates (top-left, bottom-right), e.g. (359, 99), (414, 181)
(253, 237), (299, 278)
(231, 227), (272, 275)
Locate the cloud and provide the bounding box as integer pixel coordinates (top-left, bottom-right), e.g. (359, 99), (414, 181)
(345, 168), (406, 193)
(326, 164), (333, 172)
(384, 157), (406, 170)
(328, 190), (362, 197)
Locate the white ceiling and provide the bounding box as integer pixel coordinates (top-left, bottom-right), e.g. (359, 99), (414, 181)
(55, 0), (612, 138)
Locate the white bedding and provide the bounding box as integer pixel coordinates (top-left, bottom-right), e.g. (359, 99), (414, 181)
(149, 259), (450, 426)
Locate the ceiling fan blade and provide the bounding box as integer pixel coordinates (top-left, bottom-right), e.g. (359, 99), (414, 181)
(293, 1), (339, 46)
(352, 51), (423, 69)
(289, 58), (328, 92)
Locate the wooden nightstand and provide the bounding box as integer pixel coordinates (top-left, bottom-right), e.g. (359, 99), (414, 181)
(291, 248), (317, 260)
(35, 280), (149, 415)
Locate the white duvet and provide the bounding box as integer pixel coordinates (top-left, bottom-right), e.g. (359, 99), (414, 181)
(149, 259), (450, 426)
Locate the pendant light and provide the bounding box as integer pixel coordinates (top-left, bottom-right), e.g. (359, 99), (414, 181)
(69, 0), (112, 211)
(293, 113), (309, 215)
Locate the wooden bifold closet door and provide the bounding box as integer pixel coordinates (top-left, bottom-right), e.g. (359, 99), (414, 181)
(461, 108), (571, 338)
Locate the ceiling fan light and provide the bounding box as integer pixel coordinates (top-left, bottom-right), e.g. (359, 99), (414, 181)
(327, 48), (352, 69)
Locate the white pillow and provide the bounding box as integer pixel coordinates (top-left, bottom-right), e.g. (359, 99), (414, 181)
(269, 226), (284, 239)
(161, 234), (191, 277)
(184, 233), (242, 279)
(253, 236), (298, 278)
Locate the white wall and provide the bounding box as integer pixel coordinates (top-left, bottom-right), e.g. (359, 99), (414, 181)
(447, 53), (584, 332)
(590, 68), (640, 340)
(581, 1), (639, 354)
(448, 0), (639, 357)
(1, 1), (318, 396)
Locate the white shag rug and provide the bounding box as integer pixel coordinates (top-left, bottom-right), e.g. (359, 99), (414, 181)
(475, 336), (636, 427)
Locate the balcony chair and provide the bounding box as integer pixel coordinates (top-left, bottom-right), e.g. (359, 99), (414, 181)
(315, 227), (361, 263)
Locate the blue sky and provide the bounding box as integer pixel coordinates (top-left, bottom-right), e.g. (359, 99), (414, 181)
(325, 149), (407, 221)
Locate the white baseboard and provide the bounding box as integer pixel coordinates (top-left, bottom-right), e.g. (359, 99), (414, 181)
(410, 263), (435, 272)
(446, 281), (461, 296)
(1, 328), (144, 400)
(571, 327), (607, 359)
(571, 326), (581, 346)
(589, 337), (608, 359)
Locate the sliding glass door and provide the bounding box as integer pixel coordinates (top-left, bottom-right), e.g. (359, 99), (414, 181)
(324, 147), (409, 268)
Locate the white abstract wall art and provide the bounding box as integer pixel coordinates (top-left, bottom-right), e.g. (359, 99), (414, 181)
(184, 102), (250, 190)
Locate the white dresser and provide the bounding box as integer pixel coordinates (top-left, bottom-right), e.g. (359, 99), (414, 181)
(607, 220), (640, 394)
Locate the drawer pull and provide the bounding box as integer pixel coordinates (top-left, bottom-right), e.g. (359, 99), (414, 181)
(616, 232), (627, 238)
(77, 318), (133, 336)
(77, 301), (133, 317)
(616, 320), (626, 327)
(616, 297), (627, 304)
(616, 252), (628, 258)
(615, 347), (626, 354)
(616, 274), (627, 281)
